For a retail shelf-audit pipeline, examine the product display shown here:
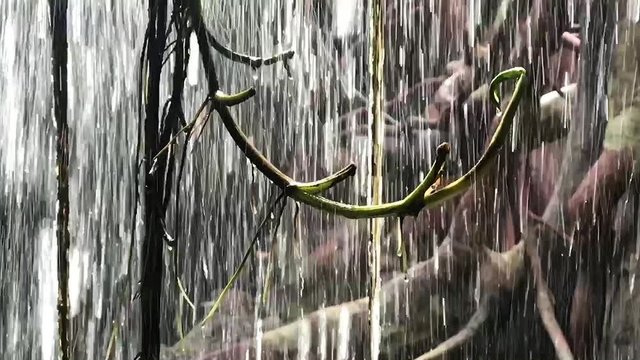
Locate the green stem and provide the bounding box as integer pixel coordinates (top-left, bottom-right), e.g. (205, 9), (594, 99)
(213, 67), (525, 218)
(191, 3), (526, 220)
(214, 88), (256, 107)
(287, 164), (357, 194)
(422, 67), (527, 209)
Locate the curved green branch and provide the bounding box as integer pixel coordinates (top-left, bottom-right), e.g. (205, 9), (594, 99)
(216, 95), (450, 217)
(422, 67), (528, 209)
(213, 67), (525, 218)
(284, 144), (446, 218)
(287, 164), (357, 194)
(190, 0), (526, 219)
(214, 88), (256, 107)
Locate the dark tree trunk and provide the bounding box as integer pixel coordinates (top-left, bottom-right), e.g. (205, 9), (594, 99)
(50, 0), (71, 359)
(140, 0), (169, 358)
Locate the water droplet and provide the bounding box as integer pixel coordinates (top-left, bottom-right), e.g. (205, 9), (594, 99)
(149, 158), (158, 175)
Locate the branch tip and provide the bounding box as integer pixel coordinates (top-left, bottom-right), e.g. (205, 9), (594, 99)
(436, 142), (451, 156)
(214, 88), (256, 107)
(288, 163), (357, 195)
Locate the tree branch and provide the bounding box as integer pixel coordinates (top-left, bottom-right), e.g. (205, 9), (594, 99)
(188, 0), (527, 220)
(206, 29), (294, 69)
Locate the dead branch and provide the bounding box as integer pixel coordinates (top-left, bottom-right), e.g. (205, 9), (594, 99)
(337, 76), (445, 129)
(409, 103), (575, 360)
(512, 8), (603, 359)
(169, 236), (530, 360)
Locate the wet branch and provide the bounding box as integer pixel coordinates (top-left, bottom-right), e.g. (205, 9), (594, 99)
(412, 218), (527, 359)
(139, 0), (175, 358)
(50, 0), (71, 359)
(181, 1), (528, 357)
(206, 30), (295, 69)
(188, 0), (526, 219)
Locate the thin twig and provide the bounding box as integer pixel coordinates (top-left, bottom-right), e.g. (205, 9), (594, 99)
(259, 195), (288, 314)
(206, 30), (294, 69)
(104, 323), (119, 360)
(197, 192), (286, 328)
(152, 98), (210, 164)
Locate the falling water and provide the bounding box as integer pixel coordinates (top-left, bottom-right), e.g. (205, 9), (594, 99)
(4, 0), (640, 359)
